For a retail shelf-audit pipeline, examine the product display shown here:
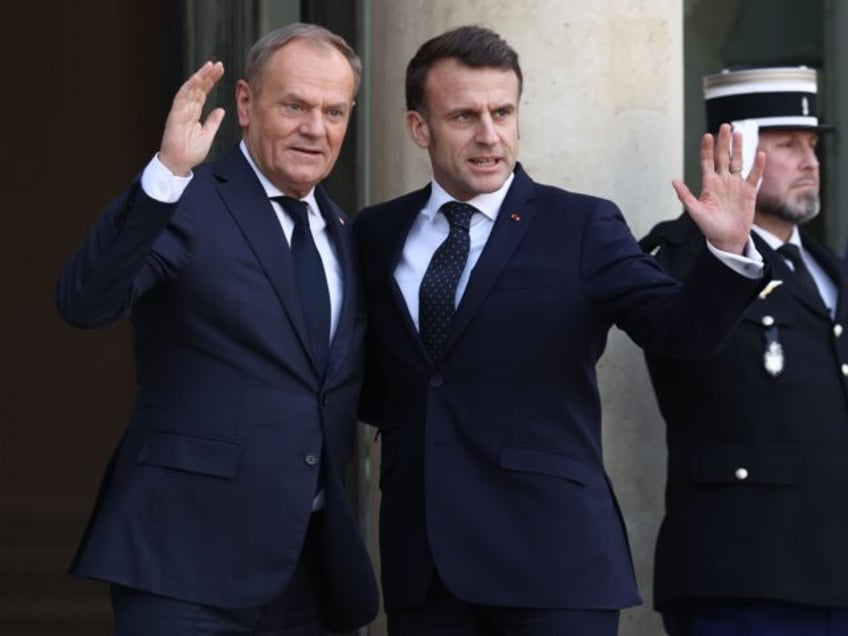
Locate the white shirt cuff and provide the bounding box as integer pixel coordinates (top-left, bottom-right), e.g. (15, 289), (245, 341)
(706, 237), (764, 279)
(140, 153), (193, 203)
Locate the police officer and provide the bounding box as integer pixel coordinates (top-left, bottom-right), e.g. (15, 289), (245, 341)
(641, 66), (848, 636)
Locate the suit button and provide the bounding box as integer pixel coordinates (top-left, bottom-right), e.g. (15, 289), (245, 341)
(842, 364), (848, 377)
(321, 394), (329, 407)
(734, 467), (749, 481)
(430, 375), (444, 388)
(304, 454), (319, 467)
(761, 315), (775, 327)
(835, 324), (844, 338)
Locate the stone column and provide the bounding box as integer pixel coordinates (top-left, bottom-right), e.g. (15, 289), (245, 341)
(363, 3), (682, 634)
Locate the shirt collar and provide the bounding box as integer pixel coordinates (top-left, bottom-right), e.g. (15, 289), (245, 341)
(239, 141), (321, 222)
(751, 223), (802, 251)
(424, 172), (516, 223)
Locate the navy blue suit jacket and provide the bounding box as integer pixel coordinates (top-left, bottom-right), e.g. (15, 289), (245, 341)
(57, 148), (378, 631)
(353, 165), (765, 611)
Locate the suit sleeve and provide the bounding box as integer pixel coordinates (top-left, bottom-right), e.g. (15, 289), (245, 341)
(56, 180), (190, 328)
(638, 213), (703, 281)
(580, 200), (766, 358)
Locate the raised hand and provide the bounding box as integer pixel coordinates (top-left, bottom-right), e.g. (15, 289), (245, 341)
(672, 123), (766, 255)
(158, 61), (226, 177)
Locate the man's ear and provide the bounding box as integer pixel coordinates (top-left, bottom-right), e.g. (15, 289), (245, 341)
(236, 79), (252, 127)
(406, 110), (430, 149)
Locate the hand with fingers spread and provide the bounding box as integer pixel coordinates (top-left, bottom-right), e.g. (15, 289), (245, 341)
(672, 123), (766, 255)
(159, 61), (227, 177)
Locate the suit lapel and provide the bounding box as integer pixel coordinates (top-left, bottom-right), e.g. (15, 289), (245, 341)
(802, 233), (848, 320)
(442, 166), (537, 357)
(386, 188), (433, 354)
(315, 186), (356, 380)
(211, 149), (317, 373)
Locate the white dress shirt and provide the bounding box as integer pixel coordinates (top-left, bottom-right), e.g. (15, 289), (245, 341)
(394, 175), (513, 329)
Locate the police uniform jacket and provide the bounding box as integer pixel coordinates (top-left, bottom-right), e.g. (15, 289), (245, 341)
(641, 213), (848, 610)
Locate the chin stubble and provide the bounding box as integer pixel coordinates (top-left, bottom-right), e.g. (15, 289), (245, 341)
(757, 191), (821, 226)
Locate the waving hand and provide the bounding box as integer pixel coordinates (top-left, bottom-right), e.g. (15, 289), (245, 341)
(672, 123), (766, 255)
(158, 61), (226, 177)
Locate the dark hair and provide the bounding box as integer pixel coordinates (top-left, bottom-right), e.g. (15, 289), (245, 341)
(245, 22), (362, 96)
(405, 25), (523, 113)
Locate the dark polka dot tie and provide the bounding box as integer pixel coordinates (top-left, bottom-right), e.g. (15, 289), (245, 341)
(419, 201), (476, 360)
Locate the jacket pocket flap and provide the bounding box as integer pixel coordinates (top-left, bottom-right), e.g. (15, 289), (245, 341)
(136, 431), (243, 479)
(740, 313), (794, 329)
(500, 446), (593, 485)
(694, 442), (798, 485)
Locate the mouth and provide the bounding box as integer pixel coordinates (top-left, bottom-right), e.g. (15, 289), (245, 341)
(290, 146), (324, 158)
(793, 179), (819, 189)
(469, 157), (500, 168)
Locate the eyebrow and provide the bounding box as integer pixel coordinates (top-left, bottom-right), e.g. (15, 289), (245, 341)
(447, 102), (515, 115)
(277, 90), (350, 107)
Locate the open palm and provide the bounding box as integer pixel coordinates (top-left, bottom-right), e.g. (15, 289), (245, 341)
(159, 61), (227, 177)
(672, 123), (766, 255)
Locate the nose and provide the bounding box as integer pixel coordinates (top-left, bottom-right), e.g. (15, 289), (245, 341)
(299, 108), (325, 137)
(804, 147), (819, 169)
(475, 113), (498, 145)
(802, 144), (820, 170)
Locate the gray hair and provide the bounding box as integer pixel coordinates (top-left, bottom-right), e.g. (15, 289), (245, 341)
(245, 22), (362, 96)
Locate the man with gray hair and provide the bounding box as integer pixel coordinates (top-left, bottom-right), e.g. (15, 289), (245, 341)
(642, 66), (848, 635)
(56, 23), (377, 634)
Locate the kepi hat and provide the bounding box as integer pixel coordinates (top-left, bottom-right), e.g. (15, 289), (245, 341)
(702, 66), (832, 176)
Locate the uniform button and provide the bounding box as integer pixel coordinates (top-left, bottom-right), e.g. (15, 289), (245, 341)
(304, 453), (319, 467)
(430, 375), (444, 388)
(842, 364), (848, 377)
(734, 467), (749, 481)
(761, 315), (775, 327)
(835, 324), (844, 338)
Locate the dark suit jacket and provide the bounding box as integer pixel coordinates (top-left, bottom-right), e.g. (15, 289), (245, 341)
(56, 147), (378, 631)
(353, 165), (765, 611)
(641, 214), (848, 610)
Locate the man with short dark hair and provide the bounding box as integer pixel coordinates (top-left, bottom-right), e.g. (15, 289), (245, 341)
(57, 23), (377, 634)
(354, 25), (768, 635)
(642, 66), (848, 636)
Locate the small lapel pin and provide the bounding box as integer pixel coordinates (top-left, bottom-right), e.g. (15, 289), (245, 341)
(339, 217), (346, 226)
(758, 279), (783, 300)
(510, 212), (521, 222)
